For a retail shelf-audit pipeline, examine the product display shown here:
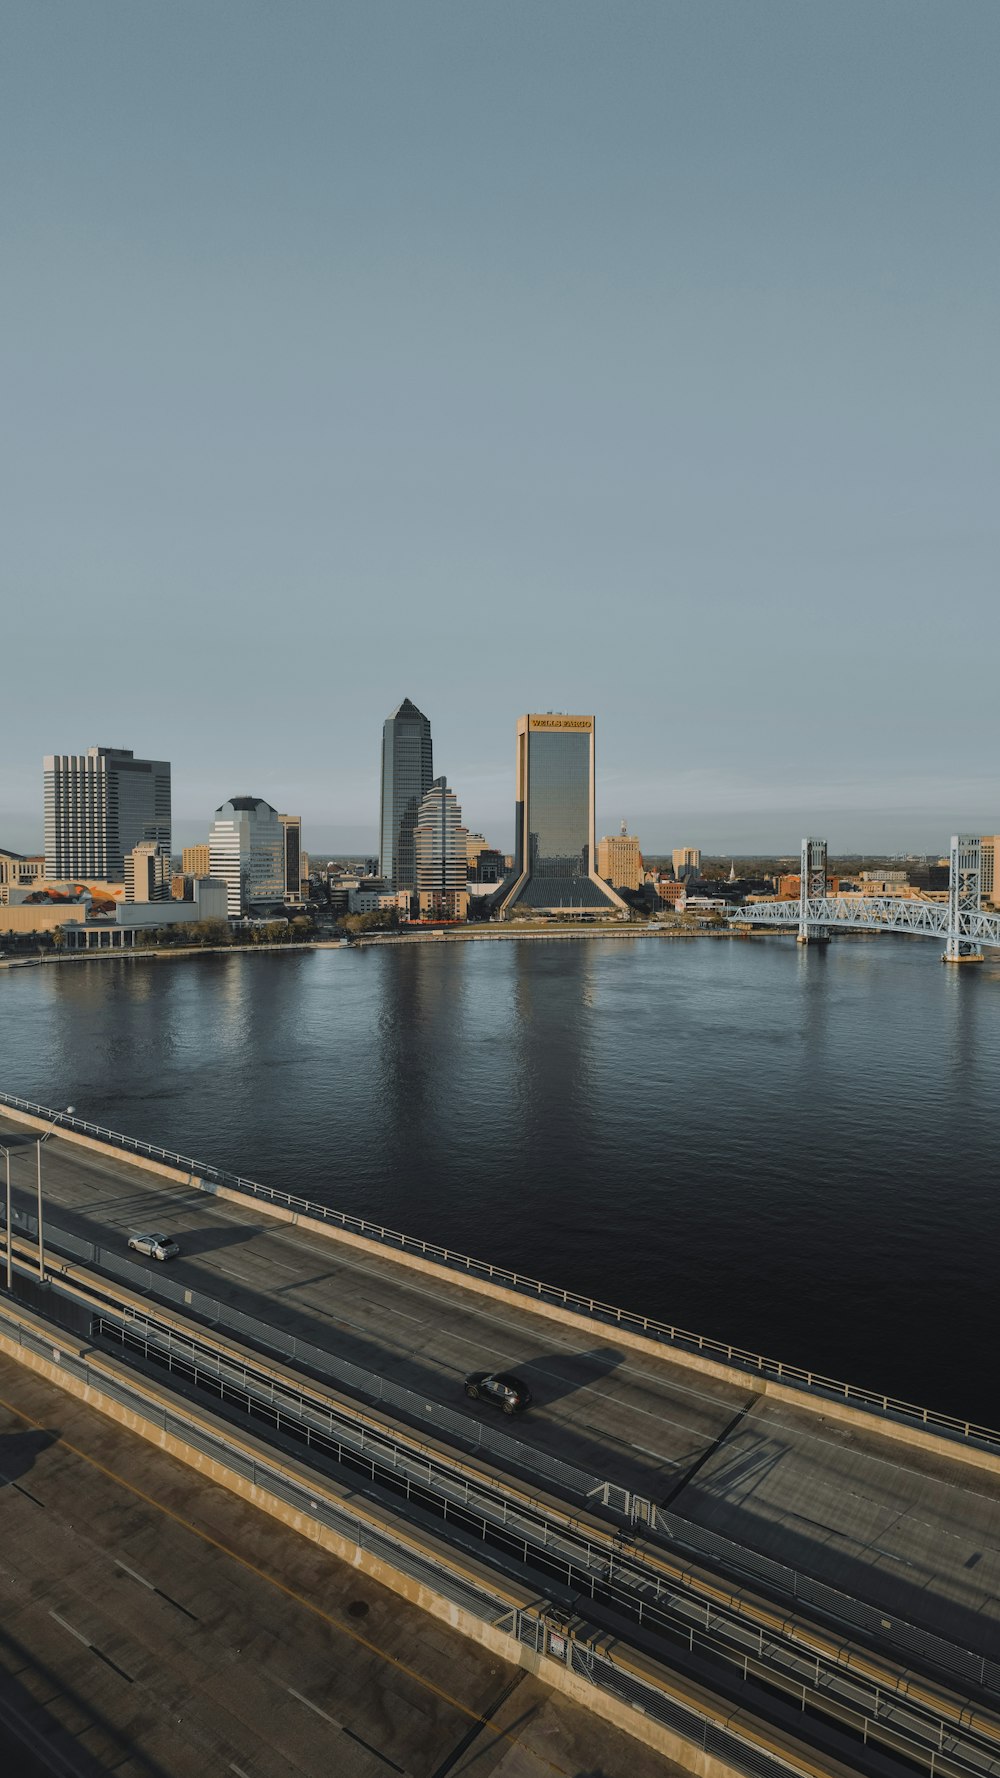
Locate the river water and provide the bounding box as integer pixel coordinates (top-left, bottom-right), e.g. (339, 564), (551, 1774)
(2, 934), (997, 1424)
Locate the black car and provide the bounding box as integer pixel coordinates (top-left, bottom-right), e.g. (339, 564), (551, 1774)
(464, 1370), (532, 1414)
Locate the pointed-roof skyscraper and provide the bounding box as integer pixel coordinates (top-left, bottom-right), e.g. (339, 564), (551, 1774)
(379, 698), (433, 891)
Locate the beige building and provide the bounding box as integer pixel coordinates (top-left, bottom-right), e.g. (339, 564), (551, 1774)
(597, 828), (643, 892)
(0, 850), (45, 894)
(125, 841), (170, 903)
(418, 889), (469, 921)
(182, 844), (211, 877)
(672, 847), (701, 879)
(0, 903), (87, 938)
(465, 832), (487, 864)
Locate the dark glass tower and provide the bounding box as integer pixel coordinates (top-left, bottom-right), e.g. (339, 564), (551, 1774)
(499, 714), (626, 915)
(379, 698), (433, 890)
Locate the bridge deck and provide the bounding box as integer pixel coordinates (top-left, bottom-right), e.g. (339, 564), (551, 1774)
(3, 1112), (999, 1681)
(0, 1347), (676, 1778)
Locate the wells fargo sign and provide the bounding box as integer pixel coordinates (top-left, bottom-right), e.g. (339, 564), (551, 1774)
(528, 715), (593, 731)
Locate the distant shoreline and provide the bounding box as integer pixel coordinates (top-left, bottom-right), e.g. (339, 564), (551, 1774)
(0, 922), (735, 969)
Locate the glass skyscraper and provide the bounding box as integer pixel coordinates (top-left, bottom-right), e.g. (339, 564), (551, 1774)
(499, 715), (627, 916)
(379, 698), (433, 891)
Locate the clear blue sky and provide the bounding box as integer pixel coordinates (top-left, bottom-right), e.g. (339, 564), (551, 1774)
(2, 2), (997, 856)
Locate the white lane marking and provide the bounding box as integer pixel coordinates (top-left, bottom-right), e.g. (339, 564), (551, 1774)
(60, 1158), (999, 1506)
(114, 1560), (155, 1590)
(287, 1684), (341, 1728)
(230, 1765), (253, 1778)
(212, 1265), (255, 1284)
(381, 1306), (423, 1323)
(49, 1610), (92, 1649)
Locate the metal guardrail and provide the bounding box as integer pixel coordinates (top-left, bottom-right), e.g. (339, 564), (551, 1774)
(12, 1272), (997, 1778)
(0, 1298), (814, 1778)
(14, 1226), (1000, 1705)
(2, 1088), (999, 1455)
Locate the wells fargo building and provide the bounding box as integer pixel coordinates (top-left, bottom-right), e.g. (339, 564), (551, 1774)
(499, 715), (627, 917)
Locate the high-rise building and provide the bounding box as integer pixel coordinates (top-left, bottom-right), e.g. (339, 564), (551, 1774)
(672, 846), (701, 881)
(499, 715), (627, 917)
(981, 836), (1000, 908)
(597, 822), (643, 892)
(208, 797), (284, 916)
(278, 814), (303, 900)
(414, 777), (469, 920)
(44, 747), (171, 882)
(124, 841), (171, 903)
(182, 844), (211, 877)
(379, 698), (433, 891)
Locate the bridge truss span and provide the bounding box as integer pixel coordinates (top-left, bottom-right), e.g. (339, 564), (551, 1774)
(730, 836), (1000, 956)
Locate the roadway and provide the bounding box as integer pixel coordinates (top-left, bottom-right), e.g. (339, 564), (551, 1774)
(4, 1114), (1000, 1682)
(0, 1348), (684, 1778)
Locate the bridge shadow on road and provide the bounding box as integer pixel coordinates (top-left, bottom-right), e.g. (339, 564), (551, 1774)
(495, 1346), (624, 1409)
(169, 1222), (267, 1257)
(0, 1428), (58, 1488)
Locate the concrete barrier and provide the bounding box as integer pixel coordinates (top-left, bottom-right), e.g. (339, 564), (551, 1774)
(0, 1304), (805, 1778)
(4, 1101), (997, 1478)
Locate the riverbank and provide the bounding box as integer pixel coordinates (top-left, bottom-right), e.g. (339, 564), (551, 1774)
(0, 921), (735, 968)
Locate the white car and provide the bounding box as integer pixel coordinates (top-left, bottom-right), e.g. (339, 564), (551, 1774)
(127, 1231), (180, 1262)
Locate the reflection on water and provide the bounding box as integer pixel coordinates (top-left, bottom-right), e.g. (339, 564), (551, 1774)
(2, 936), (999, 1421)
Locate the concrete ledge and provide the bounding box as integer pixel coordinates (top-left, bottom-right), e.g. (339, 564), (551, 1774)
(4, 1101), (997, 1478)
(0, 1309), (813, 1778)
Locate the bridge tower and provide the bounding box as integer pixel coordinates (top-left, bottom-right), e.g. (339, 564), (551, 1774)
(797, 838), (828, 944)
(944, 834), (983, 964)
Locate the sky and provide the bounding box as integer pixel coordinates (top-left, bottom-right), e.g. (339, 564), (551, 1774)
(2, 2), (998, 856)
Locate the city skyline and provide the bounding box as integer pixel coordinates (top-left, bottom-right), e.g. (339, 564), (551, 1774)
(7, 710), (997, 862)
(3, 5), (999, 856)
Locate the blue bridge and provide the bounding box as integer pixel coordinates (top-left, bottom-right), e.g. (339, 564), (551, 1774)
(730, 835), (1000, 961)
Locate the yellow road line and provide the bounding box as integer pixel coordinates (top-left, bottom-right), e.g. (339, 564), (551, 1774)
(0, 1383), (568, 1776)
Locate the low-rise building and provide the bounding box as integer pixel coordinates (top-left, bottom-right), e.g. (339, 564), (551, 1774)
(597, 828), (643, 892)
(63, 877), (228, 950)
(182, 844), (211, 877)
(0, 849), (46, 896)
(0, 902), (88, 939)
(347, 889), (411, 917)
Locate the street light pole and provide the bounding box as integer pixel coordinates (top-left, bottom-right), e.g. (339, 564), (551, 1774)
(33, 1105), (75, 1285)
(4, 1148), (10, 1292)
(36, 1138), (44, 1281)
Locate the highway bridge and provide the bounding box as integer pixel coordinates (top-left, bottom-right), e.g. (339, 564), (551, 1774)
(1, 1095), (1000, 1778)
(731, 836), (1000, 960)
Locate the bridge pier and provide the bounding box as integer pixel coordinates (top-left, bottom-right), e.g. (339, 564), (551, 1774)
(943, 834), (984, 964)
(797, 838), (829, 944)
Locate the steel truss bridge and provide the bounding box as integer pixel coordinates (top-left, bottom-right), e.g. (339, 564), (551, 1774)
(730, 835), (1000, 960)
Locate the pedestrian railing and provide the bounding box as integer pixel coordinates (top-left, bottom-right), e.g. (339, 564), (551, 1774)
(3, 1087), (999, 1455)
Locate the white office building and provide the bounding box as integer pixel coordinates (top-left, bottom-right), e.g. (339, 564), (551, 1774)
(209, 797), (285, 916)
